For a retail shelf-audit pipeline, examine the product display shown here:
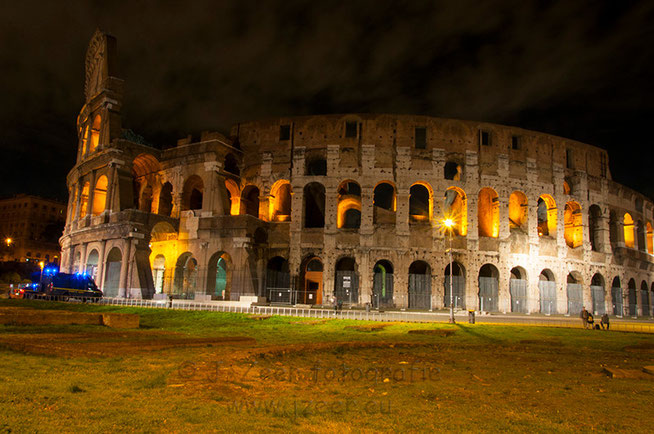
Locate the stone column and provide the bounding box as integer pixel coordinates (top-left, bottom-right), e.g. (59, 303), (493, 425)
(86, 170), (97, 218)
(96, 240), (107, 290)
(498, 196), (510, 239)
(119, 239), (132, 298)
(395, 187), (410, 238)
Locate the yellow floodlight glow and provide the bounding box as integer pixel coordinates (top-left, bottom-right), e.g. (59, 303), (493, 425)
(443, 218), (454, 228)
(39, 261), (45, 270)
(5, 238), (12, 246)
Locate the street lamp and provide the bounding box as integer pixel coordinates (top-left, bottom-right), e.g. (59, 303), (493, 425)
(442, 218), (455, 324)
(39, 261), (45, 286)
(5, 238), (12, 246)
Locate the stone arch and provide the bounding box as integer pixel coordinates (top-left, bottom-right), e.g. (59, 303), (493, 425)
(92, 175), (108, 216)
(89, 114), (101, 153)
(265, 256), (291, 303)
(207, 251), (232, 299)
(611, 276), (623, 315)
(444, 187), (467, 236)
(537, 195), (557, 237)
(444, 261), (465, 309)
(372, 260), (394, 308)
(409, 182), (433, 223)
(590, 273), (606, 315)
(627, 278), (638, 316)
(539, 269), (557, 314)
(173, 252), (198, 299)
(647, 222), (653, 254)
(640, 280), (650, 317)
(240, 185), (260, 218)
(509, 266), (528, 313)
(624, 213), (635, 248)
(270, 180), (292, 222)
(152, 254), (166, 294)
(337, 180), (362, 229)
(564, 201), (583, 248)
(478, 264), (499, 312)
(182, 175), (204, 211)
(509, 191), (528, 231)
(300, 256), (323, 305)
(132, 154), (160, 211)
(304, 182), (325, 228)
(408, 260), (431, 310)
(86, 249), (99, 282)
(334, 256), (359, 305)
(478, 187), (499, 238)
(373, 182), (396, 224)
(79, 182), (90, 218)
(225, 179), (240, 215)
(103, 247), (122, 298)
(158, 182), (173, 216)
(444, 161), (462, 180)
(588, 204), (602, 252)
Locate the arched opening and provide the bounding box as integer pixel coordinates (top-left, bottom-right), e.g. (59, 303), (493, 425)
(373, 182), (396, 225)
(564, 201), (583, 248)
(566, 272), (583, 314)
(73, 251), (81, 273)
(334, 257), (358, 305)
(79, 182), (90, 218)
(444, 161), (461, 180)
(266, 256), (291, 303)
(173, 253), (197, 299)
(509, 266), (528, 313)
(207, 251), (232, 300)
(409, 183), (432, 223)
(81, 125), (89, 157)
(478, 264), (499, 312)
(89, 115), (101, 153)
(637, 220), (646, 252)
(306, 158), (327, 176)
(132, 154), (160, 211)
(590, 273), (606, 315)
(182, 175), (204, 211)
(640, 281), (650, 318)
(240, 185), (260, 218)
(509, 191), (528, 231)
(537, 195), (557, 237)
(304, 182), (325, 228)
(103, 247), (122, 298)
(86, 249), (99, 282)
(224, 153), (240, 176)
(337, 180), (361, 229)
(627, 278), (637, 316)
(225, 179), (240, 216)
(624, 213), (635, 248)
(647, 222), (653, 254)
(589, 205), (602, 251)
(478, 188), (499, 238)
(158, 182), (173, 216)
(408, 260), (431, 310)
(152, 254), (166, 294)
(270, 180), (292, 222)
(91, 176), (108, 216)
(444, 261), (465, 309)
(611, 277), (623, 316)
(301, 256), (323, 305)
(444, 187), (467, 236)
(372, 260), (394, 308)
(539, 269), (557, 314)
(563, 179), (571, 195)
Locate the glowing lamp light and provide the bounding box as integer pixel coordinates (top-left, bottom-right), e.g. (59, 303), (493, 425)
(39, 261), (45, 270)
(5, 238), (12, 246)
(443, 218), (454, 228)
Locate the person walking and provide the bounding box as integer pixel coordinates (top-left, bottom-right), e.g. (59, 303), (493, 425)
(601, 313), (610, 330)
(580, 307), (589, 329)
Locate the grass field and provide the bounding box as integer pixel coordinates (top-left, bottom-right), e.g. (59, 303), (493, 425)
(1, 298), (653, 433)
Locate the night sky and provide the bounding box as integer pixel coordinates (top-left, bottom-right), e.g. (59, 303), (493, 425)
(1, 0), (653, 202)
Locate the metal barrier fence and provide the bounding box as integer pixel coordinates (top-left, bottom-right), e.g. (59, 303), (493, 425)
(18, 295), (654, 333)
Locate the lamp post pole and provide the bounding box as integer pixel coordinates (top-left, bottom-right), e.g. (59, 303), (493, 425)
(448, 226), (455, 324)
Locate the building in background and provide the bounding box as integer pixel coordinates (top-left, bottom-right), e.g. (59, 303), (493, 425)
(0, 194), (66, 264)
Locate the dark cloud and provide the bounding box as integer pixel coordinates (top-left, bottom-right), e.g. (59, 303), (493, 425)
(1, 0), (653, 200)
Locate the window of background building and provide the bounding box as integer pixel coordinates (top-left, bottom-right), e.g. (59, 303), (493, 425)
(566, 149), (574, 169)
(511, 135), (521, 150)
(480, 130), (491, 146)
(345, 121), (358, 138)
(279, 125), (291, 141)
(415, 127), (427, 149)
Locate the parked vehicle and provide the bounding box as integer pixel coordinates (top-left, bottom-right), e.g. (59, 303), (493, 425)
(43, 273), (102, 300)
(8, 283), (41, 299)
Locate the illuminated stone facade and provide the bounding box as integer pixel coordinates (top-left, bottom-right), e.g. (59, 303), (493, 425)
(61, 31), (654, 317)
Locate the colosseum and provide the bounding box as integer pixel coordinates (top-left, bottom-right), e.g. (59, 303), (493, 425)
(60, 30), (654, 318)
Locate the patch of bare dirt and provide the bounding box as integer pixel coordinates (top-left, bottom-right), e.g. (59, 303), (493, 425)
(519, 339), (563, 346)
(0, 330), (254, 358)
(623, 343), (654, 352)
(408, 329), (456, 336)
(344, 324), (389, 332)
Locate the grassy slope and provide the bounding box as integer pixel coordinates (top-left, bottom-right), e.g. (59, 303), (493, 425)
(0, 299), (653, 433)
